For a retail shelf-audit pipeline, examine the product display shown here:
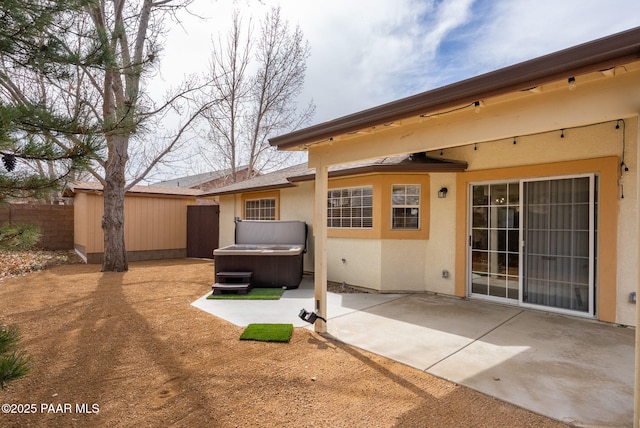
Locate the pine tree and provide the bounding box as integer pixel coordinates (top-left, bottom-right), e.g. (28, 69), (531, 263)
(1, 1), (206, 272)
(0, 0), (101, 201)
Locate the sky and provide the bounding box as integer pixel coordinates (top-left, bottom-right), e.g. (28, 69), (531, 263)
(143, 0), (640, 181)
(155, 0), (640, 127)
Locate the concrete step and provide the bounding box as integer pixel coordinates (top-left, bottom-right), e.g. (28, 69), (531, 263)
(211, 282), (251, 295)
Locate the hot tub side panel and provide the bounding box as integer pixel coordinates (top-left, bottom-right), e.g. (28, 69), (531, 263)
(214, 253), (303, 289)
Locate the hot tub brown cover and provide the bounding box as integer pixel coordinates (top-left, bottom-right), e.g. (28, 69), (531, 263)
(235, 220), (307, 250)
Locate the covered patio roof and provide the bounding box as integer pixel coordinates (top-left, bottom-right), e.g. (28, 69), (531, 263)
(269, 26), (640, 150)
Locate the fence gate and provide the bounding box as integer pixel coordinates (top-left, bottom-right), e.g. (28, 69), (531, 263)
(186, 205), (219, 259)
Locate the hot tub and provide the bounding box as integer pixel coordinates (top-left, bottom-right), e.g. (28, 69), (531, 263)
(213, 221), (307, 289)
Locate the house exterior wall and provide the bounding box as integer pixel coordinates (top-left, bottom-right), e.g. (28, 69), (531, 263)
(423, 172), (458, 294)
(213, 76), (639, 325)
(73, 191), (197, 263)
(215, 117), (637, 324)
(442, 120), (637, 325)
(306, 66), (639, 326)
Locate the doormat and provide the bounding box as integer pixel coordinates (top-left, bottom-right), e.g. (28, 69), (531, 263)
(239, 323), (293, 343)
(207, 288), (284, 300)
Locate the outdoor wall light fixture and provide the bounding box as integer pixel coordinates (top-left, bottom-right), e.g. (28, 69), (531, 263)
(474, 101), (482, 113)
(299, 308), (327, 324)
(438, 187), (448, 198)
(568, 76), (577, 91)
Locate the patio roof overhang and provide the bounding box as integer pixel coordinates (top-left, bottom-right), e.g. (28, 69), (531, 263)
(289, 156), (468, 183)
(269, 26), (640, 151)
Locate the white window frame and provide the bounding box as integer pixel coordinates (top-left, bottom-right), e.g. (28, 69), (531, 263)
(327, 186), (373, 229)
(391, 184), (421, 230)
(244, 198), (276, 220)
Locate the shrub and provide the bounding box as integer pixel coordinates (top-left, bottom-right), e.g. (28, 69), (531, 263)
(0, 325), (31, 390)
(0, 224), (41, 250)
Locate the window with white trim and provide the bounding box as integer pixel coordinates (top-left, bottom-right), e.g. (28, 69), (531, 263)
(327, 186), (373, 228)
(391, 184), (420, 229)
(245, 198), (276, 220)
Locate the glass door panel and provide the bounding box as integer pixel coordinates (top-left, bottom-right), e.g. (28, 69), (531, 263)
(522, 176), (594, 314)
(470, 182), (519, 301)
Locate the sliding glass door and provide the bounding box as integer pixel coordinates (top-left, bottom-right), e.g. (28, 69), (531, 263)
(469, 175), (595, 317)
(521, 175), (595, 315)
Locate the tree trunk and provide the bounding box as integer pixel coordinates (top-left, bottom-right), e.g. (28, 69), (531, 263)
(101, 134), (129, 272)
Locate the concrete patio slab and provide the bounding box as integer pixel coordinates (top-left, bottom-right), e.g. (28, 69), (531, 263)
(327, 293), (522, 370)
(428, 309), (634, 427)
(191, 276), (404, 328)
(192, 277), (635, 427)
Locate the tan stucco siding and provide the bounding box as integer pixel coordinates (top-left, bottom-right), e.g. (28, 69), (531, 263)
(307, 68), (640, 168)
(614, 117), (638, 326)
(327, 238), (382, 289)
(456, 156), (622, 324)
(218, 194), (238, 248)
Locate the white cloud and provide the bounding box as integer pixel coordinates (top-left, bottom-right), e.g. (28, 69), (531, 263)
(452, 0), (640, 76)
(153, 0), (480, 123)
(156, 0), (640, 124)
(149, 0), (640, 172)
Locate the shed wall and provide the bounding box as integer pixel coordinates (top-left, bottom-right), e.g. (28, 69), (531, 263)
(74, 192), (197, 263)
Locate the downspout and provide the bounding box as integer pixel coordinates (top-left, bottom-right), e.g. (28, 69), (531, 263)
(234, 194), (238, 222)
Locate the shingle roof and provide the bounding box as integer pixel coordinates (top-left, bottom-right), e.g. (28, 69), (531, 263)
(203, 154), (467, 196)
(202, 163), (309, 196)
(152, 166), (250, 188)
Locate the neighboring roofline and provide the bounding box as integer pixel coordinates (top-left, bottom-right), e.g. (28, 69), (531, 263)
(270, 27), (640, 150)
(64, 182), (204, 198)
(152, 165), (252, 188)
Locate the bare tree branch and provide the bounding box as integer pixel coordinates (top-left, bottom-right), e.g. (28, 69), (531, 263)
(201, 6), (314, 182)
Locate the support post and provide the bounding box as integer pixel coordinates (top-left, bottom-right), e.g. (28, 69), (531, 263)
(314, 164), (329, 333)
(635, 115), (640, 428)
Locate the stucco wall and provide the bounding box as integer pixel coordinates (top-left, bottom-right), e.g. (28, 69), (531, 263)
(327, 238), (382, 290)
(614, 118), (638, 326)
(214, 117), (638, 326)
(217, 194), (237, 248)
(423, 173), (457, 294)
(429, 119), (638, 326)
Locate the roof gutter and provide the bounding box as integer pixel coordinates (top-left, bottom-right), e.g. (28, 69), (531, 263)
(270, 27), (640, 150)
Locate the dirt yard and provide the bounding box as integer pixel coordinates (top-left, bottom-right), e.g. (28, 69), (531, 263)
(0, 258), (568, 427)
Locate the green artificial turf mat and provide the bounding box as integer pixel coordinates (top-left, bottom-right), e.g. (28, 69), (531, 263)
(239, 323), (293, 343)
(207, 288), (284, 300)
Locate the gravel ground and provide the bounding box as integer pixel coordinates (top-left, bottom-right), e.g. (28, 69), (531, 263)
(0, 256), (568, 427)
